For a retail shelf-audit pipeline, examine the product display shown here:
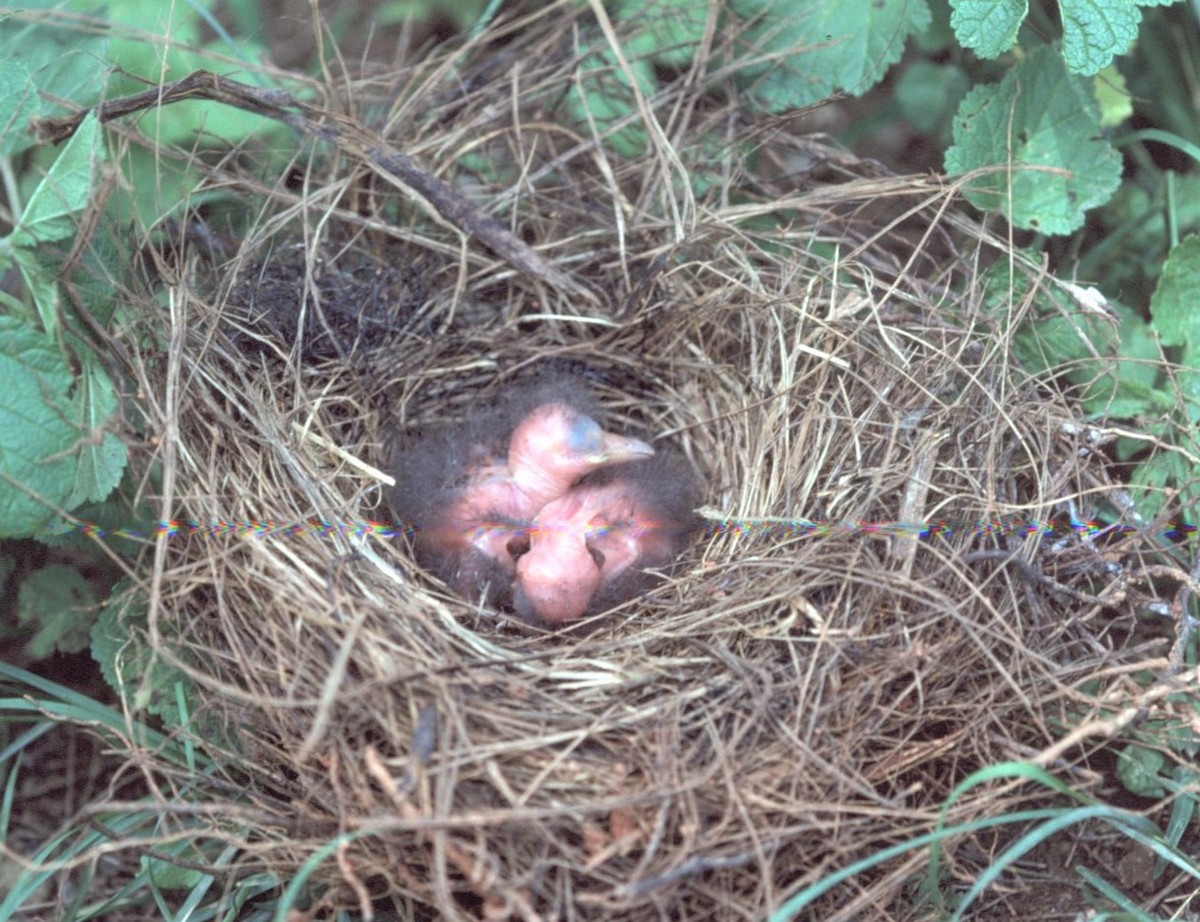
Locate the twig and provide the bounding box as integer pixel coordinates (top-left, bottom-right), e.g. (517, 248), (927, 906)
(32, 70), (596, 303)
(615, 840), (780, 898)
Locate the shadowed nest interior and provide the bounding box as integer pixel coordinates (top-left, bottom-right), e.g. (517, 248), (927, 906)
(96, 6), (1187, 921)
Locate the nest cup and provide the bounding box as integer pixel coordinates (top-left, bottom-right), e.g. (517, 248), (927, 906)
(120, 12), (1138, 921)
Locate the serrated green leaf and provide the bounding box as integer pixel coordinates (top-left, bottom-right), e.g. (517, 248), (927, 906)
(90, 583), (198, 728)
(945, 46), (1121, 234)
(984, 263), (1166, 418)
(1079, 302), (1165, 417)
(66, 231), (125, 327)
(1162, 716), (1200, 758)
(90, 582), (137, 706)
(948, 0), (1150, 72)
(948, 0), (1027, 59)
(1010, 306), (1162, 418)
(1012, 312), (1107, 377)
(12, 245), (62, 335)
(110, 144), (205, 233)
(17, 563), (97, 658)
(1080, 369), (1165, 420)
(0, 61), (42, 158)
(1150, 234), (1200, 349)
(1060, 0), (1140, 76)
(65, 350), (126, 508)
(11, 111), (101, 247)
(730, 0), (931, 111)
(0, 320), (124, 538)
(0, 315), (80, 538)
(0, 6), (109, 157)
(1176, 369), (1200, 424)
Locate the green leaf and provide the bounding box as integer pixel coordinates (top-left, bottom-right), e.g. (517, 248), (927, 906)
(0, 323), (124, 539)
(103, 0), (273, 148)
(1094, 63), (1132, 128)
(1116, 743), (1168, 798)
(60, 225), (126, 327)
(11, 246), (62, 335)
(945, 45), (1122, 234)
(1148, 233), (1200, 419)
(1011, 310), (1106, 379)
(377, 0), (491, 31)
(612, 0), (708, 68)
(65, 350), (127, 508)
(567, 41), (655, 158)
(10, 111), (102, 247)
(1128, 450), (1195, 524)
(1174, 369), (1200, 424)
(1014, 310), (1164, 420)
(1091, 171), (1200, 303)
(1078, 301), (1165, 417)
(6, 109), (101, 332)
(1156, 766), (1199, 877)
(0, 316), (80, 538)
(731, 0), (932, 111)
(142, 848), (208, 891)
(1060, 0), (1140, 76)
(1149, 234), (1200, 349)
(90, 583), (143, 707)
(949, 0), (1151, 73)
(41, 484), (154, 558)
(983, 263), (1165, 418)
(0, 5), (109, 157)
(895, 60), (970, 137)
(17, 563), (98, 658)
(913, 0), (958, 53)
(110, 144), (205, 233)
(948, 0), (1027, 59)
(90, 583), (199, 728)
(0, 61), (43, 159)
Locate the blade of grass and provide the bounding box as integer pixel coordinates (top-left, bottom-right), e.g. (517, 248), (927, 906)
(1116, 129), (1200, 169)
(766, 808), (1071, 921)
(1075, 865), (1152, 920)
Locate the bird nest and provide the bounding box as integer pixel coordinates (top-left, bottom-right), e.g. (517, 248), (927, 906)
(102, 8), (1171, 921)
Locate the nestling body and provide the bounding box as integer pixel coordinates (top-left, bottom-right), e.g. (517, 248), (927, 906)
(513, 456), (700, 624)
(385, 384), (654, 605)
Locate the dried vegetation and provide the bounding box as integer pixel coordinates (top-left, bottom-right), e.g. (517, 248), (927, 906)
(81, 4), (1190, 919)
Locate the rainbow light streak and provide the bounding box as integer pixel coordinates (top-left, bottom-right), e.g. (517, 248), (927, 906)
(39, 516), (1198, 545)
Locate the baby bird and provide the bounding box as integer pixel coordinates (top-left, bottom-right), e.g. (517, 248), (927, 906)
(513, 456), (700, 624)
(386, 388), (654, 605)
